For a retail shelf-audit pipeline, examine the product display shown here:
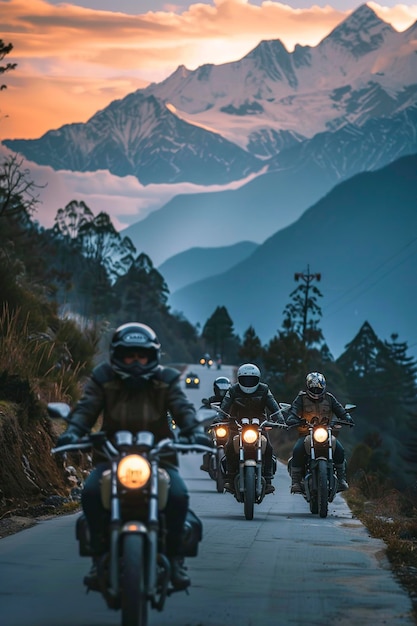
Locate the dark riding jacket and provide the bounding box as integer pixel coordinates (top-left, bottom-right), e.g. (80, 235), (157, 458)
(220, 382), (281, 423)
(287, 391), (351, 437)
(69, 362), (197, 464)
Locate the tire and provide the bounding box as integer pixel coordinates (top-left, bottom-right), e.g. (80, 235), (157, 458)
(244, 466), (255, 520)
(216, 451), (224, 493)
(121, 533), (148, 626)
(208, 454), (217, 481)
(309, 495), (318, 514)
(317, 459), (329, 518)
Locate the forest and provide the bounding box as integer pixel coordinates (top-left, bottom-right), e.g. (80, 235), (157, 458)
(1, 150), (417, 500)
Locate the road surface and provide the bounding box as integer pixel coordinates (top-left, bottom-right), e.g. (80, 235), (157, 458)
(0, 363), (414, 625)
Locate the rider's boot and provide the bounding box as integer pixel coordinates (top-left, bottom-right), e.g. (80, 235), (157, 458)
(290, 467), (303, 494)
(169, 556), (191, 589)
(200, 452), (211, 472)
(335, 462), (349, 492)
(223, 473), (236, 493)
(84, 556), (101, 591)
(264, 475), (275, 494)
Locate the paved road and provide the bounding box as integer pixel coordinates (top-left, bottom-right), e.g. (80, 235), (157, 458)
(0, 363), (414, 625)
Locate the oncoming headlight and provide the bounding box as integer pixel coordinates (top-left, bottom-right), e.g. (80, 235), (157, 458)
(243, 428), (257, 444)
(117, 454), (151, 489)
(313, 427), (328, 444)
(215, 426), (228, 439)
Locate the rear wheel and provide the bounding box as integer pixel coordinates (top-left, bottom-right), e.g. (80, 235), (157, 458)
(318, 460), (328, 518)
(121, 533), (148, 626)
(244, 466), (255, 521)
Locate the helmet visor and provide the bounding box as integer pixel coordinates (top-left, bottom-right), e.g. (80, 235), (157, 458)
(238, 375), (259, 388)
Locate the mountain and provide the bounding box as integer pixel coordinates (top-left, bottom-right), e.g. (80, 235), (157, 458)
(158, 241), (259, 293)
(168, 154), (417, 360)
(4, 5), (417, 184)
(122, 104), (417, 264)
(4, 93), (263, 186)
(144, 4), (417, 152)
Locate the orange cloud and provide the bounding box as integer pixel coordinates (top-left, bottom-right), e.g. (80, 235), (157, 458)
(1, 0), (416, 139)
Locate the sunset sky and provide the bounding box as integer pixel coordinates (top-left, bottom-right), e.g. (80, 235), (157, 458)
(1, 0), (416, 231)
(1, 0), (417, 140)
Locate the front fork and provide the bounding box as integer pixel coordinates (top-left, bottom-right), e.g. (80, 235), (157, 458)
(305, 428), (336, 501)
(238, 433), (263, 499)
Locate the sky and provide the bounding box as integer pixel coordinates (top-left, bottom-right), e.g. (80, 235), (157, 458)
(1, 0), (417, 231)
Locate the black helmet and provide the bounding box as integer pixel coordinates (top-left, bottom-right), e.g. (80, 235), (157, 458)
(305, 372), (326, 400)
(110, 322), (161, 379)
(213, 376), (231, 399)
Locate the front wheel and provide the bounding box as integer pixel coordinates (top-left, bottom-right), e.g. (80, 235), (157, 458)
(244, 466), (255, 520)
(317, 460), (329, 518)
(121, 533), (148, 626)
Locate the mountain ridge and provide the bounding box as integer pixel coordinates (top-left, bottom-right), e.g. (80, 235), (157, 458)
(168, 153), (417, 359)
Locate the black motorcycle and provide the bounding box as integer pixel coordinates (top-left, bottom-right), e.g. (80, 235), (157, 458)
(215, 406), (286, 520)
(287, 404), (356, 518)
(48, 402), (212, 626)
(198, 403), (228, 493)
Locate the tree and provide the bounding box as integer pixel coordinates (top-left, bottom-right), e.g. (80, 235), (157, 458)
(0, 40), (17, 91)
(202, 306), (235, 359)
(238, 326), (264, 364)
(114, 252), (169, 322)
(77, 211), (136, 283)
(52, 200), (94, 239)
(282, 266), (325, 350)
(0, 154), (45, 224)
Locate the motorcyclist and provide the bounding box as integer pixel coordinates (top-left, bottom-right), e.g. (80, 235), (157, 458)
(220, 363), (285, 495)
(200, 376), (231, 472)
(55, 322), (199, 590)
(287, 372), (355, 494)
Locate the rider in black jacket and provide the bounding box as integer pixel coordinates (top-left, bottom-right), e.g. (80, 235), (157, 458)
(55, 322), (199, 590)
(220, 363), (285, 495)
(287, 372), (354, 494)
(200, 376), (232, 472)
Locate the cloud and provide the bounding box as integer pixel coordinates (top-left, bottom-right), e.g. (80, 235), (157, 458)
(0, 142), (262, 234)
(2, 0), (416, 139)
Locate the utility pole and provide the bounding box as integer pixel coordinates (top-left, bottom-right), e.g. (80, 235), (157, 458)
(294, 265), (321, 345)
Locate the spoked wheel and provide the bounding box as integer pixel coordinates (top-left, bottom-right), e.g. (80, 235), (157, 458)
(317, 459), (329, 518)
(121, 534), (148, 626)
(244, 466), (255, 520)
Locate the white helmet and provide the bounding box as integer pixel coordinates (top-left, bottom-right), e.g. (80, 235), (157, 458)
(237, 363), (261, 394)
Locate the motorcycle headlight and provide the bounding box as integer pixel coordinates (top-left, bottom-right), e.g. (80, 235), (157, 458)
(215, 426), (228, 439)
(243, 428), (257, 444)
(185, 377), (191, 383)
(313, 427), (328, 443)
(117, 454), (151, 489)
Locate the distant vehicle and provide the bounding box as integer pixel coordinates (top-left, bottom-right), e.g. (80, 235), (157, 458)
(185, 372), (200, 388)
(199, 354), (213, 368)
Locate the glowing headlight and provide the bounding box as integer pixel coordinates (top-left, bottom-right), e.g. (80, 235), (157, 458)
(194, 378), (200, 384)
(185, 377), (191, 383)
(243, 428), (257, 444)
(215, 426), (228, 439)
(117, 454), (151, 489)
(313, 427), (328, 443)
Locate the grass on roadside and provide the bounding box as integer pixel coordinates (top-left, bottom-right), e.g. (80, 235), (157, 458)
(345, 484), (417, 622)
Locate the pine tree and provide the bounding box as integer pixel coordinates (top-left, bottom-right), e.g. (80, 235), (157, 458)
(238, 326), (263, 365)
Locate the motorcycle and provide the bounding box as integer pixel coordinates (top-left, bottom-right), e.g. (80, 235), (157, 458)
(199, 355), (213, 368)
(214, 406), (286, 520)
(197, 403), (227, 493)
(287, 403), (356, 518)
(48, 402), (213, 626)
